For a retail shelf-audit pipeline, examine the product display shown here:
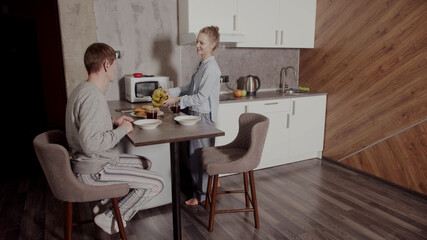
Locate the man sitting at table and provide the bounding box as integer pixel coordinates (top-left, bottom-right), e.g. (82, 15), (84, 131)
(65, 42), (165, 235)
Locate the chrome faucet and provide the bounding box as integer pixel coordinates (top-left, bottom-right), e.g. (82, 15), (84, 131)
(279, 66), (296, 92)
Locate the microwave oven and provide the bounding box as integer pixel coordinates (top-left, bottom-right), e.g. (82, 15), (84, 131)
(125, 75), (170, 103)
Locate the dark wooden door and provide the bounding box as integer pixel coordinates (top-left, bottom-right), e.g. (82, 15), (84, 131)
(0, 0), (66, 180)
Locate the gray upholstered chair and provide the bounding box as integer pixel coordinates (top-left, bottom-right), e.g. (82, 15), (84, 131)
(33, 130), (129, 240)
(203, 113), (269, 232)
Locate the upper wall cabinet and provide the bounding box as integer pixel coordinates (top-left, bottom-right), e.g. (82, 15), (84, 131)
(178, 0), (316, 48)
(279, 0), (317, 48)
(178, 0), (244, 45)
(236, 0), (316, 48)
(236, 0), (279, 48)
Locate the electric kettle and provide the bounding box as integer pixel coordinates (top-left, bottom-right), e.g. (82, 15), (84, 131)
(245, 75), (261, 95)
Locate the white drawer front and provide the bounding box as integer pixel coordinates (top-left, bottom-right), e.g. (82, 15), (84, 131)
(248, 99), (291, 113)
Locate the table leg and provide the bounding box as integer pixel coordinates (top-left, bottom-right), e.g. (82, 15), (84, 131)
(170, 142), (181, 240)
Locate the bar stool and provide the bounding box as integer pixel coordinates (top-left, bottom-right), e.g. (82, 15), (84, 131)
(33, 130), (129, 240)
(203, 113), (269, 231)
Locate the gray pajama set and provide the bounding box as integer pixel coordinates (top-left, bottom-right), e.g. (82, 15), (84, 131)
(169, 56), (221, 201)
(65, 81), (165, 221)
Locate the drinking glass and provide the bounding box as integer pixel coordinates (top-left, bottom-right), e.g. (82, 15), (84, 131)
(146, 109), (158, 119)
(170, 102), (180, 114)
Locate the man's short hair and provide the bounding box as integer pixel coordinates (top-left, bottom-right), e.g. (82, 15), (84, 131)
(84, 42), (116, 74)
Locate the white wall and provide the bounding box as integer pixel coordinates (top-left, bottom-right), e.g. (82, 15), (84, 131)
(93, 0), (180, 100)
(58, 0), (180, 100)
(57, 0), (97, 96)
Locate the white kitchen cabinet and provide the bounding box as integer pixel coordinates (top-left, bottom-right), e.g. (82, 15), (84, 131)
(216, 94), (326, 170)
(215, 101), (247, 146)
(279, 0), (317, 48)
(289, 95), (326, 160)
(247, 99), (291, 169)
(216, 98), (292, 170)
(236, 0), (279, 48)
(178, 0), (240, 45)
(236, 0), (316, 48)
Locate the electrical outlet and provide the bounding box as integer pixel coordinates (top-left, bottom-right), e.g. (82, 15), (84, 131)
(220, 75), (229, 83)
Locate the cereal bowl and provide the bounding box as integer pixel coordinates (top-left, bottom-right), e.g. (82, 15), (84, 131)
(174, 116), (201, 126)
(133, 119), (162, 130)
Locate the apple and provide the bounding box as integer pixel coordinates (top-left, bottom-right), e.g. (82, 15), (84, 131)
(234, 89), (243, 97)
(241, 89), (247, 97)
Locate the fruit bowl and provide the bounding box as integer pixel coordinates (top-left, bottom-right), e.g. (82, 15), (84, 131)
(134, 119), (162, 130)
(174, 116), (201, 126)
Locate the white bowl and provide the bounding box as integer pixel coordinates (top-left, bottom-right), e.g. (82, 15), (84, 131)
(174, 116), (201, 126)
(134, 119), (162, 130)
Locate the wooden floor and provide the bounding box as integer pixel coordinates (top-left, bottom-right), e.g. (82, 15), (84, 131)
(1, 159), (427, 240)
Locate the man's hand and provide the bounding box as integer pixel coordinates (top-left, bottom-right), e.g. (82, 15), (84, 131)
(120, 120), (134, 133)
(113, 115), (134, 126)
(113, 115), (134, 133)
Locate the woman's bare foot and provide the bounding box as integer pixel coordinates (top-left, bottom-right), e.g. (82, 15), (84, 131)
(185, 198), (199, 206)
(217, 179), (222, 188)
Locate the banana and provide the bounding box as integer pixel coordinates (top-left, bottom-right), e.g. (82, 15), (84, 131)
(151, 87), (168, 106)
(160, 91), (168, 101)
(152, 95), (160, 102)
(152, 100), (163, 107)
(152, 88), (161, 102)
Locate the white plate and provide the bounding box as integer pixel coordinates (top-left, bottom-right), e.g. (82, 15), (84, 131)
(174, 116), (201, 126)
(133, 119), (162, 130)
(131, 111), (164, 118)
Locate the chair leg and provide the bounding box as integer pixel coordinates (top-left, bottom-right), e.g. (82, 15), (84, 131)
(64, 202), (72, 240)
(243, 172), (250, 207)
(205, 175), (213, 209)
(208, 175), (219, 232)
(249, 170), (260, 228)
(111, 198), (127, 240)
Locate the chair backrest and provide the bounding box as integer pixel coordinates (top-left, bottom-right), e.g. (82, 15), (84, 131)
(33, 130), (128, 202)
(33, 130), (78, 201)
(230, 113), (270, 170)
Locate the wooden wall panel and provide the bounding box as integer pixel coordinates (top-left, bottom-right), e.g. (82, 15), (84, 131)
(300, 0), (427, 194)
(341, 121), (427, 194)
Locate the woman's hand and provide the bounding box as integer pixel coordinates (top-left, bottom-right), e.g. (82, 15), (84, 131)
(162, 88), (170, 96)
(161, 88), (179, 107)
(162, 95), (180, 107)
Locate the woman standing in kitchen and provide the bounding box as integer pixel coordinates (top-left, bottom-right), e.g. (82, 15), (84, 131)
(163, 26), (221, 206)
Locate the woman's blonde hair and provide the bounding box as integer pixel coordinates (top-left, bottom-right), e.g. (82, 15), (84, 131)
(199, 26), (220, 50)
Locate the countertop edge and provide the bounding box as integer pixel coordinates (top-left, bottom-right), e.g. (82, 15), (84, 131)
(219, 91), (327, 104)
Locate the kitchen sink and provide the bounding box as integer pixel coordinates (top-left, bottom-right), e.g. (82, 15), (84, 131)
(276, 89), (308, 94)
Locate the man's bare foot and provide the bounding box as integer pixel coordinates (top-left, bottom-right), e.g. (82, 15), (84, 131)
(185, 198), (199, 206)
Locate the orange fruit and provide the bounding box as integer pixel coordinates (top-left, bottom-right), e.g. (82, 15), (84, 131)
(234, 89), (243, 97)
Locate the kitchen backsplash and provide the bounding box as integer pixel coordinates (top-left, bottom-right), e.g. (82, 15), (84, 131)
(180, 46), (300, 92)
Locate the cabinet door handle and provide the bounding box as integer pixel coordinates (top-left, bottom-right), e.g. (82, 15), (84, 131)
(292, 101), (295, 115)
(233, 15), (237, 31)
(287, 114), (290, 128)
(245, 105), (248, 113)
(281, 30), (284, 45)
(275, 30), (279, 45)
(264, 102), (278, 105)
